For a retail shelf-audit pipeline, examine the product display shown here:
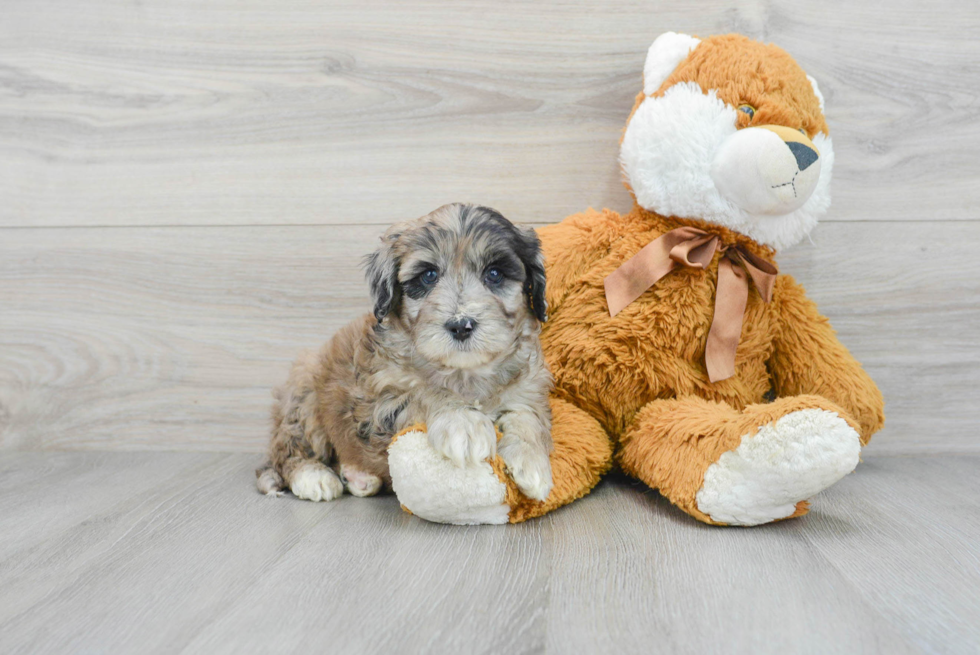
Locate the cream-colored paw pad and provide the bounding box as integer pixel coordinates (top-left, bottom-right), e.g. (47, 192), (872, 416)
(695, 408), (861, 525)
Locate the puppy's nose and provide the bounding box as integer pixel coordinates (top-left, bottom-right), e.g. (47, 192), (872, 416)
(445, 317), (477, 342)
(786, 141), (819, 171)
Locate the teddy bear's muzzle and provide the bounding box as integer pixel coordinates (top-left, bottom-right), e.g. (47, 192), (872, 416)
(710, 124), (822, 216)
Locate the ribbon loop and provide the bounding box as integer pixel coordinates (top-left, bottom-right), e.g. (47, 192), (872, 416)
(669, 234), (718, 269)
(603, 227), (778, 383)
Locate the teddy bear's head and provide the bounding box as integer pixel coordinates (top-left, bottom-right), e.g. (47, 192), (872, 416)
(620, 33), (833, 251)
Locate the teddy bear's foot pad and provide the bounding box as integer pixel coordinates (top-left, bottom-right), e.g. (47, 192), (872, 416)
(695, 409), (861, 526)
(389, 430), (511, 525)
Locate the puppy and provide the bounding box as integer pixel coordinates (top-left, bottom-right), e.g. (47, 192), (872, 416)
(256, 203), (554, 503)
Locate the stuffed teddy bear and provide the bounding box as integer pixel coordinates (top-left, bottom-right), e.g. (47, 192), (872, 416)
(388, 32), (885, 526)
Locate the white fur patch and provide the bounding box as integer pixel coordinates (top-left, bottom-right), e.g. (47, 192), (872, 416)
(695, 409), (861, 526)
(622, 83), (738, 223)
(620, 82), (835, 251)
(289, 464), (344, 502)
(643, 32), (701, 96)
(807, 75), (826, 112)
(711, 127), (822, 215)
(389, 430), (510, 525)
(427, 407), (497, 468)
(498, 440), (553, 501)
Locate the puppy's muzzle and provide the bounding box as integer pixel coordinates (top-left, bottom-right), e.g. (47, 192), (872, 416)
(445, 317), (477, 342)
(710, 124), (821, 215)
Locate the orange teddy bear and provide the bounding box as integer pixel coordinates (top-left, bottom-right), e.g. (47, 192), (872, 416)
(388, 32), (884, 526)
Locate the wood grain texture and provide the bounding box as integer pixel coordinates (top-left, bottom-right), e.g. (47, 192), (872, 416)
(1, 0), (978, 227)
(803, 456), (980, 653)
(1, 221), (977, 453)
(0, 452), (977, 654)
(544, 477), (918, 654)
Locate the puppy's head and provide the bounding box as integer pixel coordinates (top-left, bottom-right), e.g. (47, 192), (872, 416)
(364, 203), (546, 369)
(620, 33), (832, 251)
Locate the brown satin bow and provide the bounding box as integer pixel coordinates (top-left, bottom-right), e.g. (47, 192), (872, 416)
(603, 226), (778, 383)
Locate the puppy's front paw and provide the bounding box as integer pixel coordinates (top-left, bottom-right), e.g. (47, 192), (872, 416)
(428, 408), (497, 468)
(499, 441), (553, 502)
(289, 463), (344, 502)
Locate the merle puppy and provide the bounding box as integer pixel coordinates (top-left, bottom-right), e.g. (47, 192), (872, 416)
(257, 203), (554, 503)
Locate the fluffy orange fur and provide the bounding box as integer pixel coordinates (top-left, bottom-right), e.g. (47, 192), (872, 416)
(491, 398), (613, 522)
(494, 33), (883, 524)
(625, 34), (830, 144)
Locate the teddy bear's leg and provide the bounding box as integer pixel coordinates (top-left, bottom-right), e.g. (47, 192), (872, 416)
(618, 395), (862, 526)
(387, 397), (613, 524)
(503, 397), (614, 522)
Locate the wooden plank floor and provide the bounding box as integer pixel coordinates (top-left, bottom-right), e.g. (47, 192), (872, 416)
(1, 452), (977, 654)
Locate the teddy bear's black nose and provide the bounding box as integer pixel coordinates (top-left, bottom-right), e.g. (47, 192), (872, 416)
(786, 141), (819, 171)
(445, 317), (477, 341)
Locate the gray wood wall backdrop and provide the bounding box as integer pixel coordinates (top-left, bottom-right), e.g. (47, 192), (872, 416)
(1, 0), (978, 454)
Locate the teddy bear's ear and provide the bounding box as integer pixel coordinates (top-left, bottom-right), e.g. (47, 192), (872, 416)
(643, 32), (702, 96)
(806, 74), (826, 112)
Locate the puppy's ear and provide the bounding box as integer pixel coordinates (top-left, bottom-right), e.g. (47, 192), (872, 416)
(363, 235), (401, 322)
(516, 227), (548, 322)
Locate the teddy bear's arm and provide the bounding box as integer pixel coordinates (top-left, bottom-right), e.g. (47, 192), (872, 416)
(537, 208), (620, 316)
(768, 275), (885, 444)
(387, 397), (614, 525)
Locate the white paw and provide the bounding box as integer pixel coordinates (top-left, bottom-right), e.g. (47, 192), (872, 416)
(696, 408), (861, 526)
(340, 465), (383, 498)
(289, 464), (344, 502)
(427, 408), (497, 468)
(499, 440), (553, 501)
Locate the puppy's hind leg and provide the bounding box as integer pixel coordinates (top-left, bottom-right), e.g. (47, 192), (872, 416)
(259, 352), (343, 502)
(259, 455), (344, 503)
(257, 458), (344, 503)
(256, 465), (285, 496)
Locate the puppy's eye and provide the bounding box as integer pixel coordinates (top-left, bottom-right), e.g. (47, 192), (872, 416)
(738, 104), (755, 119)
(420, 269), (439, 286)
(484, 267), (503, 285)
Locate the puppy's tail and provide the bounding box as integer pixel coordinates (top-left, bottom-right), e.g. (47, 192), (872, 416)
(256, 463), (285, 496)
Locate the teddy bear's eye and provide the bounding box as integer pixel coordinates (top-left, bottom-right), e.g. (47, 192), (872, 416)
(738, 104), (755, 119)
